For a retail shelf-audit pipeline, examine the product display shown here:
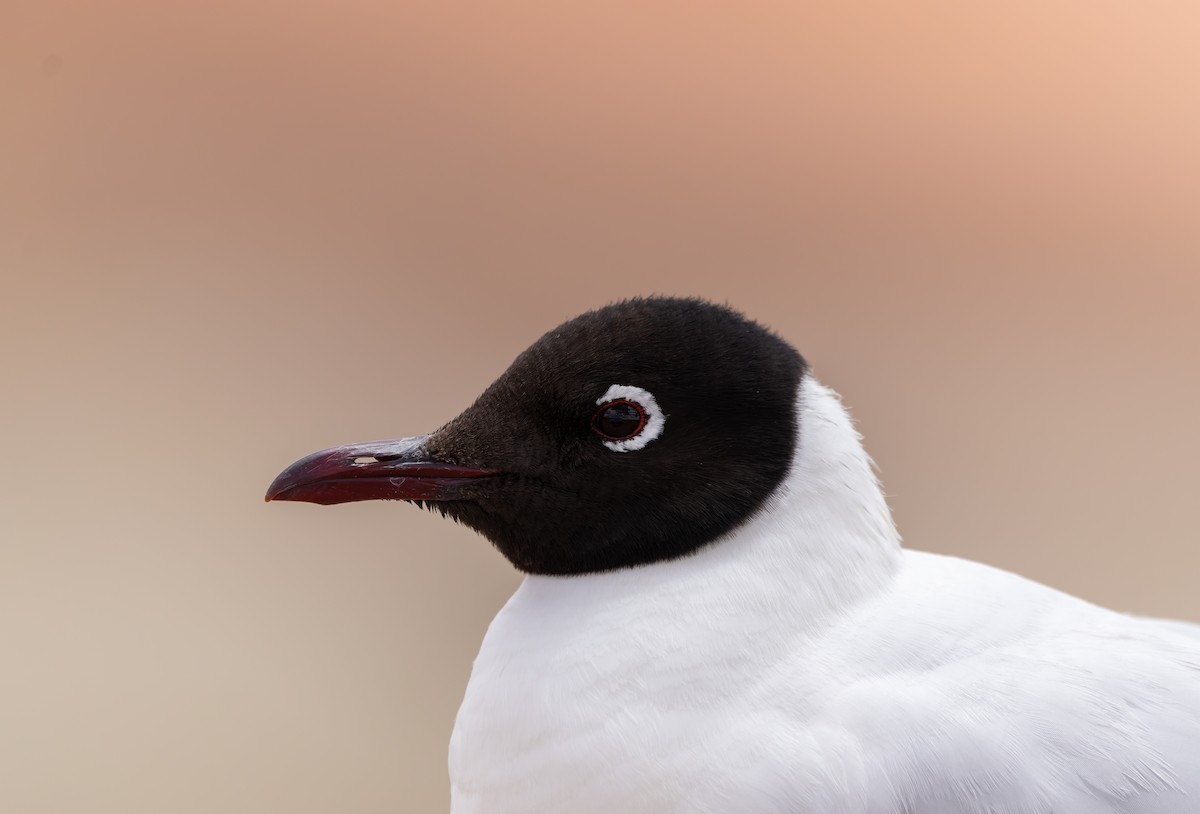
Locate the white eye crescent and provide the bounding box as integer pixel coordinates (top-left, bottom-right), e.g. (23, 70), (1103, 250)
(591, 384), (665, 452)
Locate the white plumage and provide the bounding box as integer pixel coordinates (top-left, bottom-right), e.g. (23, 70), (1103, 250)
(450, 376), (1200, 813)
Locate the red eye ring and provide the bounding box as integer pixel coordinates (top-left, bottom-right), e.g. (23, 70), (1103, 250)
(591, 399), (648, 441)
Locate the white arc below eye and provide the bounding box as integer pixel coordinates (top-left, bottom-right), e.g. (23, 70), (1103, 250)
(595, 384), (665, 452)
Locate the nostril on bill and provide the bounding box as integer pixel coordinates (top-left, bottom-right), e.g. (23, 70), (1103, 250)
(352, 453), (405, 465)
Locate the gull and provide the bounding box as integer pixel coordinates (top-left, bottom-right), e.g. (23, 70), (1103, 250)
(268, 297), (1200, 813)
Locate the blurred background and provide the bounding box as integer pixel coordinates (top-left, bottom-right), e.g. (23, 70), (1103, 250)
(3, 1), (1198, 811)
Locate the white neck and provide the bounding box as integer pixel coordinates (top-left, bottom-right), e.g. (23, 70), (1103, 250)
(512, 375), (903, 646)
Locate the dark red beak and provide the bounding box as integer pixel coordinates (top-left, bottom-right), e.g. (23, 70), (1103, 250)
(265, 435), (498, 505)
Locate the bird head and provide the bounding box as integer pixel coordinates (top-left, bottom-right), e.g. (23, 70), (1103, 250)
(266, 297), (806, 575)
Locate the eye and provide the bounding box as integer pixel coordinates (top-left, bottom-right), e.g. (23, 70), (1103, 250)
(592, 400), (646, 441)
(591, 384), (666, 452)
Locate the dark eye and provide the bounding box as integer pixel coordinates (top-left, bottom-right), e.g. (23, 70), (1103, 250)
(591, 400), (647, 441)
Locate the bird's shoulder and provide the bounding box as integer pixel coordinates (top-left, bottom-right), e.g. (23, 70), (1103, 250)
(771, 550), (1200, 813)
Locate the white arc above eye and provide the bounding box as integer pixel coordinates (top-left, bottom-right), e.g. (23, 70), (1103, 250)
(591, 384), (665, 452)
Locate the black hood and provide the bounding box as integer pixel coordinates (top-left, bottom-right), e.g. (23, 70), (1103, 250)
(268, 297), (807, 575)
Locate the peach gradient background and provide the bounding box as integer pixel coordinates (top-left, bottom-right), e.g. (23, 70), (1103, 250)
(3, 2), (1199, 812)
